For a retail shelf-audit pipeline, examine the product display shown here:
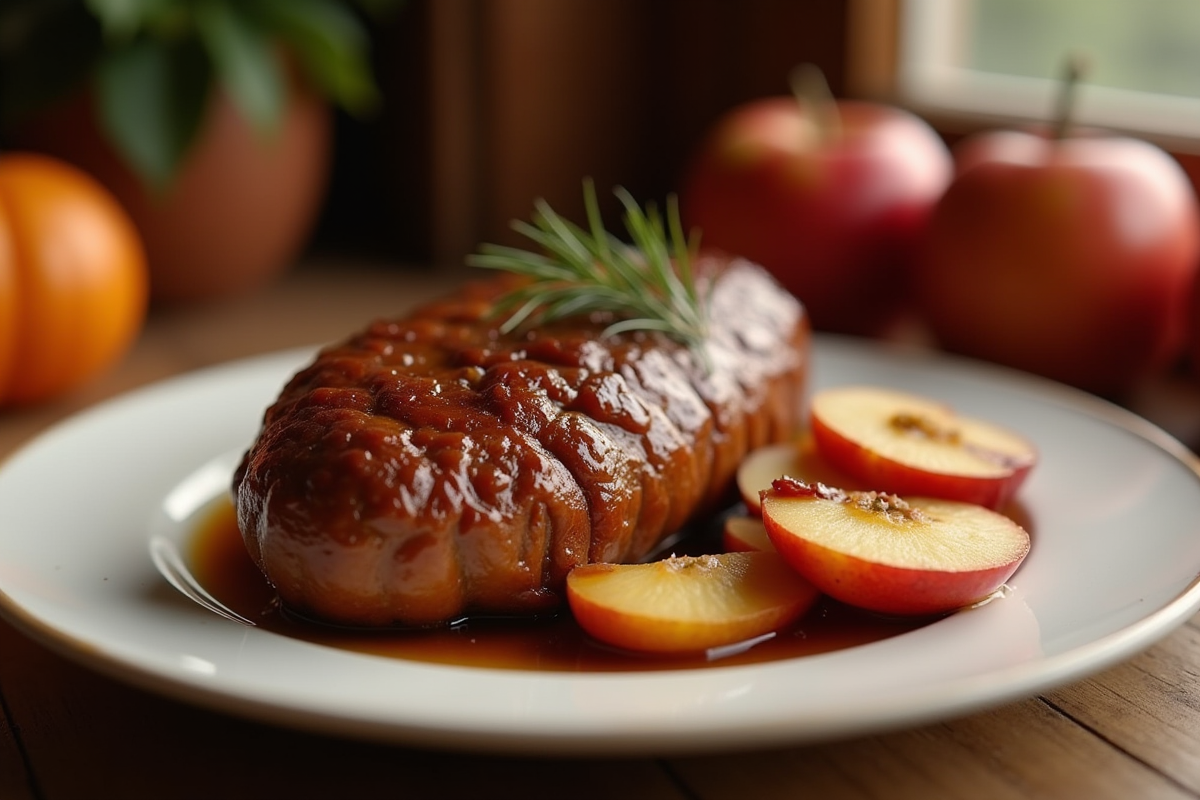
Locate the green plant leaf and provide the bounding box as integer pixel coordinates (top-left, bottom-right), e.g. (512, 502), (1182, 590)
(84, 0), (175, 42)
(251, 0), (378, 115)
(95, 36), (211, 189)
(194, 0), (284, 135)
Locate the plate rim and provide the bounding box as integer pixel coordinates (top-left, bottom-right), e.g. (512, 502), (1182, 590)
(2, 336), (1200, 755)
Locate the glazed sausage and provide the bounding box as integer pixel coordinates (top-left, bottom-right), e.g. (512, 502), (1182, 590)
(233, 255), (810, 627)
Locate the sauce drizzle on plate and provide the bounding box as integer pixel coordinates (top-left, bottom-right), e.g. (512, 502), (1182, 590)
(188, 499), (931, 672)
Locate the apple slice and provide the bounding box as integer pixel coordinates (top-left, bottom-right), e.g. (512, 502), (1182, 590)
(566, 552), (819, 654)
(761, 477), (1030, 616)
(809, 386), (1037, 510)
(722, 515), (775, 552)
(737, 434), (863, 515)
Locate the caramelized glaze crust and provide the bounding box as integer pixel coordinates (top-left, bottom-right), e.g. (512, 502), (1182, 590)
(233, 256), (810, 627)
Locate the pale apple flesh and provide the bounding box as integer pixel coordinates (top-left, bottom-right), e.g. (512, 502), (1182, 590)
(737, 434), (864, 515)
(761, 479), (1030, 616)
(565, 552), (818, 654)
(722, 515), (775, 552)
(810, 386), (1036, 510)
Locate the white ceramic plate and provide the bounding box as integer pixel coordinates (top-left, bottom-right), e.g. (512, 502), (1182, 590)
(2, 336), (1199, 755)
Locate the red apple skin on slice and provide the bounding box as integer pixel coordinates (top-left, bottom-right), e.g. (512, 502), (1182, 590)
(810, 386), (1037, 511)
(761, 479), (1030, 616)
(566, 552), (819, 654)
(722, 515), (776, 552)
(738, 434), (864, 515)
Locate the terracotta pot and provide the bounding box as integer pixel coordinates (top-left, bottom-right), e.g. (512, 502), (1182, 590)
(10, 76), (332, 304)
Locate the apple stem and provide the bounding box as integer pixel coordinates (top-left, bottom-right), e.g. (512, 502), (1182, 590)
(789, 63), (841, 145)
(1052, 54), (1089, 140)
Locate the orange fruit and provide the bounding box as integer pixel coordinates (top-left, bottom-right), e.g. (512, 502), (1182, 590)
(0, 153), (148, 405)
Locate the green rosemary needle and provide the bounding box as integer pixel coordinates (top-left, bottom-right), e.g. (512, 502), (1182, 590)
(466, 180), (711, 359)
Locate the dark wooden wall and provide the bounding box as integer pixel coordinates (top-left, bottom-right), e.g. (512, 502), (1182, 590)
(314, 0), (852, 266)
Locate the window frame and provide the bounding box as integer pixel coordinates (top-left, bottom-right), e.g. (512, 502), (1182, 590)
(847, 0), (1200, 152)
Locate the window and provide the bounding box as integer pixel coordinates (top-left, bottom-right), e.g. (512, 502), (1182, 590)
(872, 0), (1200, 144)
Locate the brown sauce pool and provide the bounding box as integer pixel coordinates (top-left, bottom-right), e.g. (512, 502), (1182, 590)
(188, 499), (934, 672)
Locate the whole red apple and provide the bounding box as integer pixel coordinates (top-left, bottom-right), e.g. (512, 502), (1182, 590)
(1181, 151), (1200, 383)
(681, 78), (952, 336)
(915, 127), (1200, 398)
(1190, 270), (1200, 381)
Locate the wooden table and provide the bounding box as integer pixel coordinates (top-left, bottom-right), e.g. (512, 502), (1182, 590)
(3, 261), (1200, 800)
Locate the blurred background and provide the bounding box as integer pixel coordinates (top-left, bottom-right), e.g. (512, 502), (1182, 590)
(265, 0), (1200, 266)
(278, 0), (1200, 270)
(3, 0), (1198, 283)
(3, 0), (1200, 420)
(328, 0), (1200, 270)
(312, 0), (859, 268)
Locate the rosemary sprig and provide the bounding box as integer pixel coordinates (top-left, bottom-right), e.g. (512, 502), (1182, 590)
(466, 180), (711, 358)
